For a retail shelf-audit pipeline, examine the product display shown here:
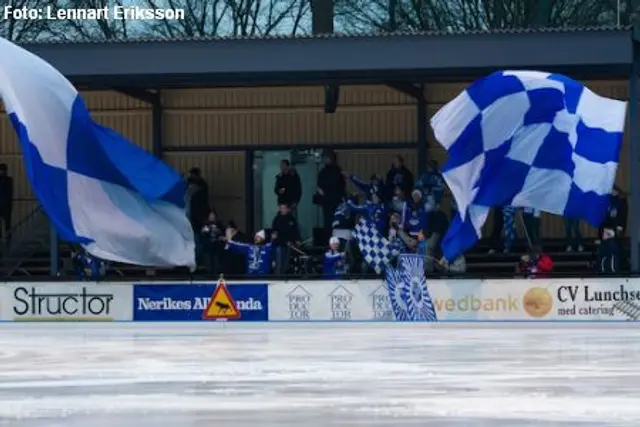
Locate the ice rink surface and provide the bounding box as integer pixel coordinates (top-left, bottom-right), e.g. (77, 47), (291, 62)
(0, 323), (639, 427)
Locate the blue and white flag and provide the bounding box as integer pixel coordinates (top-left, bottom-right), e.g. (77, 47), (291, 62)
(431, 70), (627, 260)
(385, 254), (437, 321)
(353, 218), (399, 274)
(0, 37), (195, 268)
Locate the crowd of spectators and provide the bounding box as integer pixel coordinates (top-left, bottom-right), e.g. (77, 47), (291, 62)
(65, 153), (630, 280)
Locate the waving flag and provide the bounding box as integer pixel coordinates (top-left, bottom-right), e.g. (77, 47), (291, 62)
(431, 70), (627, 261)
(0, 37), (195, 268)
(353, 218), (400, 274)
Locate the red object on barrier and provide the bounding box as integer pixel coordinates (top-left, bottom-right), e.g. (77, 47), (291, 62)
(203, 278), (241, 320)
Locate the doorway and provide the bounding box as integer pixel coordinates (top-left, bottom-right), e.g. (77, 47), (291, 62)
(253, 149), (322, 241)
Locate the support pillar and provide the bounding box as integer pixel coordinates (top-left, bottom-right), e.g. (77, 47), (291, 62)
(152, 101), (163, 158)
(245, 150), (255, 233)
(49, 224), (58, 276)
(417, 85), (428, 175)
(630, 43), (639, 272)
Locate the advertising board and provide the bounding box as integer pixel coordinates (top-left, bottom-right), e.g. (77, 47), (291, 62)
(133, 283), (268, 321)
(268, 279), (640, 321)
(1, 283), (133, 321)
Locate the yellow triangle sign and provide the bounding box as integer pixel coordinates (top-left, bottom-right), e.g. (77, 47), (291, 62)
(203, 279), (241, 320)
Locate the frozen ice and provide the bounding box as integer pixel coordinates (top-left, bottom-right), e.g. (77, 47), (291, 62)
(0, 323), (639, 427)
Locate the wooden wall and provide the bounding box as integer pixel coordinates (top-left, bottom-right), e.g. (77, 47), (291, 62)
(0, 81), (631, 238)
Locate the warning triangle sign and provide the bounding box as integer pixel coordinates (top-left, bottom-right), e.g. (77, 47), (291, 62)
(203, 279), (241, 320)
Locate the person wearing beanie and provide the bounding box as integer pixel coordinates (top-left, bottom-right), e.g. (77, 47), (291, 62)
(401, 189), (428, 240)
(224, 228), (274, 275)
(323, 237), (346, 279)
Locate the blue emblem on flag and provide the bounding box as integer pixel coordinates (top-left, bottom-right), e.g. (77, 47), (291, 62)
(385, 254), (437, 321)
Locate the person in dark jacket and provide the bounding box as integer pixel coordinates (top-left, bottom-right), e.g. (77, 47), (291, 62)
(271, 204), (301, 274)
(274, 160), (302, 208)
(602, 186), (628, 237)
(415, 160), (445, 212)
(385, 155), (414, 198)
(0, 164), (13, 242)
(315, 150), (346, 232)
(200, 210), (225, 276)
(345, 172), (384, 203)
(187, 167), (210, 231)
(597, 228), (622, 274)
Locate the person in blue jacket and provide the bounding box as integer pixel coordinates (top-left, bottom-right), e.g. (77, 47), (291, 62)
(347, 189), (387, 232)
(345, 172), (384, 203)
(225, 229), (274, 275)
(323, 237), (346, 279)
(401, 189), (428, 239)
(415, 160), (445, 212)
(72, 249), (106, 280)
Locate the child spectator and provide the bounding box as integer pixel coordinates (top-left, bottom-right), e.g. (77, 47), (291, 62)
(597, 228), (621, 274)
(323, 237), (346, 279)
(225, 229), (274, 275)
(401, 189), (428, 240)
(517, 246), (553, 278)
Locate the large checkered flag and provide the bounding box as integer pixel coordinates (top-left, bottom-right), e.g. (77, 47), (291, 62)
(353, 218), (399, 274)
(431, 70), (626, 261)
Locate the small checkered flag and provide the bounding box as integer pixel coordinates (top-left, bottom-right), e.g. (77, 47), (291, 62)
(353, 218), (399, 274)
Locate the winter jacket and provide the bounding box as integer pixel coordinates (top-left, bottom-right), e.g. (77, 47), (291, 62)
(518, 254), (553, 278)
(323, 250), (346, 279)
(332, 201), (356, 231)
(274, 170), (302, 206)
(226, 241), (274, 275)
(603, 195), (628, 231)
(317, 164), (346, 208)
(401, 201), (427, 238)
(349, 175), (384, 202)
(385, 165), (414, 197)
(415, 172), (445, 204)
(348, 200), (387, 232)
(271, 213), (301, 246)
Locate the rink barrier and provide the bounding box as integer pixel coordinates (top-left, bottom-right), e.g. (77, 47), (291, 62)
(0, 278), (639, 322)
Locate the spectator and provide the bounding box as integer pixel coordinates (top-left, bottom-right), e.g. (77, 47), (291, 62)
(564, 218), (584, 252)
(271, 204), (301, 275)
(323, 237), (346, 279)
(389, 185), (406, 215)
(388, 212), (411, 254)
(602, 186), (627, 237)
(385, 155), (414, 198)
(187, 167), (210, 231)
(221, 221), (248, 275)
(415, 160), (445, 212)
(314, 150), (346, 232)
(424, 208), (450, 272)
(488, 206), (517, 254)
(72, 249), (106, 281)
(200, 210), (225, 276)
(597, 228), (621, 274)
(348, 189), (387, 232)
(225, 228), (274, 275)
(274, 160), (302, 209)
(522, 207), (541, 246)
(0, 163), (13, 242)
(332, 195), (357, 243)
(517, 246), (553, 278)
(344, 172), (384, 203)
(401, 189), (428, 240)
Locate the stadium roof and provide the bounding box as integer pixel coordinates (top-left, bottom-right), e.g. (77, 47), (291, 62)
(20, 26), (632, 88)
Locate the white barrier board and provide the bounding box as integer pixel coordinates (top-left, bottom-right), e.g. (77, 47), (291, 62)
(0, 283), (133, 321)
(268, 278), (640, 321)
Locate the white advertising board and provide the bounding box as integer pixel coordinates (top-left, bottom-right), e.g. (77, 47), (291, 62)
(0, 283), (133, 321)
(268, 278), (640, 321)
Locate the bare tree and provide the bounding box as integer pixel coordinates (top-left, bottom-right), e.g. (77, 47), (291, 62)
(0, 0), (52, 41)
(142, 0), (311, 38)
(335, 0), (621, 34)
